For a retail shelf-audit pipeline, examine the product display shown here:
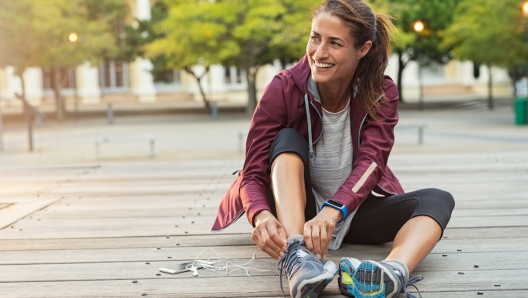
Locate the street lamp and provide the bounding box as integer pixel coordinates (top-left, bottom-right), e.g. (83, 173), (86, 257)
(523, 0), (528, 17)
(68, 32), (78, 43)
(68, 32), (79, 118)
(413, 20), (425, 110)
(413, 20), (425, 33)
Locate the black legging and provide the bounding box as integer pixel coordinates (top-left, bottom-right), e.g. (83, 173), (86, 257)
(267, 128), (455, 244)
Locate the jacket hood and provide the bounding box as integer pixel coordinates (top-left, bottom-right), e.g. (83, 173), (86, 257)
(288, 55), (312, 94)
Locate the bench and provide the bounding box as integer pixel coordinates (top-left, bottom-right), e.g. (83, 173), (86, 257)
(94, 136), (155, 160)
(396, 124), (426, 144)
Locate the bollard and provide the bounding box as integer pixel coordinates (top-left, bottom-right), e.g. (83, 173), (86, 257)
(150, 139), (155, 158)
(238, 132), (244, 154)
(107, 103), (114, 124)
(515, 97), (527, 125)
(210, 101), (218, 121)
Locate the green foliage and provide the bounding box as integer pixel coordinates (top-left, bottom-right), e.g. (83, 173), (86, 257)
(372, 0), (460, 64)
(30, 0), (125, 68)
(0, 0), (128, 69)
(146, 0), (238, 69)
(443, 0), (528, 68)
(0, 0), (129, 120)
(146, 0), (317, 112)
(0, 0), (37, 76)
(369, 0), (460, 101)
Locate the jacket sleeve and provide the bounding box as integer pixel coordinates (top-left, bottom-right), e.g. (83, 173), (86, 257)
(330, 77), (399, 214)
(240, 76), (289, 226)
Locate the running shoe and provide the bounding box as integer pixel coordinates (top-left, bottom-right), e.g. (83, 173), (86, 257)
(278, 236), (338, 298)
(338, 258), (423, 298)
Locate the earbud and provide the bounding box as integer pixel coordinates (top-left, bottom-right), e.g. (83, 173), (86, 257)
(191, 266), (199, 277)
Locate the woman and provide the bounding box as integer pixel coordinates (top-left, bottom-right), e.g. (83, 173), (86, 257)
(212, 0), (455, 297)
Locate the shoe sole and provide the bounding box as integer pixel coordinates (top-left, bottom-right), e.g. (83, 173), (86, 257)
(295, 260), (338, 298)
(338, 259), (398, 298)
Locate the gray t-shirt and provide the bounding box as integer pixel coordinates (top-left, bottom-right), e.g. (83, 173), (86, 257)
(307, 77), (358, 250)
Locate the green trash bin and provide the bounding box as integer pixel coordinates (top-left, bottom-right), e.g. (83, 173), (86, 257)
(515, 97), (527, 125)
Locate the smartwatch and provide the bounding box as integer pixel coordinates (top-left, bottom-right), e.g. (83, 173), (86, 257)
(320, 199), (348, 224)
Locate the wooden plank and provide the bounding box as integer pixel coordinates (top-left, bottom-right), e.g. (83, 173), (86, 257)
(0, 223), (252, 239)
(2, 226), (528, 250)
(9, 213), (528, 233)
(33, 205), (528, 220)
(31, 207), (219, 219)
(0, 237), (527, 266)
(0, 198), (60, 229)
(0, 234), (254, 251)
(452, 208), (528, 217)
(0, 269), (527, 297)
(442, 226), (528, 240)
(0, 251), (526, 282)
(448, 216), (528, 228)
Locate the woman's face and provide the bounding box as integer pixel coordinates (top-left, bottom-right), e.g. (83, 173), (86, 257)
(307, 12), (371, 86)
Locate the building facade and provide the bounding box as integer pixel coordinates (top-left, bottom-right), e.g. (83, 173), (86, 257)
(0, 0), (513, 114)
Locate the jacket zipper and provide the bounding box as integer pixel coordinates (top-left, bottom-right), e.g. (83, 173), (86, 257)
(357, 110), (396, 196)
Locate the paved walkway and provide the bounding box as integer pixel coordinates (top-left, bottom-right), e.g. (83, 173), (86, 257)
(1, 103), (527, 165)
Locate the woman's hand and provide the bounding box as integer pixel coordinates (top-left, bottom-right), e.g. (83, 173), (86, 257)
(252, 210), (287, 260)
(303, 207), (341, 259)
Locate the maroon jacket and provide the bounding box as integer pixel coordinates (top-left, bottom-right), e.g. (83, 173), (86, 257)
(212, 55), (404, 232)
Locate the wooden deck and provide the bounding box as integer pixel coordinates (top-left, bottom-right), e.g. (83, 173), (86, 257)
(1, 152), (527, 297)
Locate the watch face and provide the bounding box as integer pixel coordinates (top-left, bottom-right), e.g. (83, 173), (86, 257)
(328, 200), (344, 208)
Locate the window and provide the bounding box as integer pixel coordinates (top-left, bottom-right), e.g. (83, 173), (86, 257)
(153, 69), (181, 84)
(224, 66), (246, 90)
(42, 67), (76, 90)
(422, 62), (445, 79)
(99, 60), (129, 93)
(154, 69), (182, 93)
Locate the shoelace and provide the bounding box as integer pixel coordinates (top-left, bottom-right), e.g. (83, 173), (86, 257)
(277, 239), (304, 297)
(393, 267), (424, 298)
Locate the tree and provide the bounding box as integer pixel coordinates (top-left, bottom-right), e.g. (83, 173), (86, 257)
(35, 0), (130, 121)
(0, 0), (39, 106)
(443, 0), (528, 109)
(371, 0), (460, 102)
(146, 0), (238, 110)
(225, 0), (316, 114)
(0, 0), (128, 122)
(147, 0), (316, 114)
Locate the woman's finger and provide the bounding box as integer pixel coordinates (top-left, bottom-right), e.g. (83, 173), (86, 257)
(265, 225), (286, 257)
(303, 223), (314, 253)
(320, 226), (328, 258)
(311, 224), (322, 258)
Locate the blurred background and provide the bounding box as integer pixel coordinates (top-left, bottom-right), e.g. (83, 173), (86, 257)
(0, 0), (527, 164)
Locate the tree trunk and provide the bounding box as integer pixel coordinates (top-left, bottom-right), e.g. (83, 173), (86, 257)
(184, 67), (210, 111)
(15, 67), (27, 115)
(0, 97), (3, 152)
(51, 67), (65, 122)
(244, 65), (260, 115)
(487, 64), (494, 110)
(397, 51), (407, 103)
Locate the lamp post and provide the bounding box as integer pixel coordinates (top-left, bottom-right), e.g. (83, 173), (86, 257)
(413, 20), (425, 110)
(69, 32), (79, 118)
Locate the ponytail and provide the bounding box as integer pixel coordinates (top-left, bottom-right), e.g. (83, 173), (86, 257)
(354, 13), (393, 120)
